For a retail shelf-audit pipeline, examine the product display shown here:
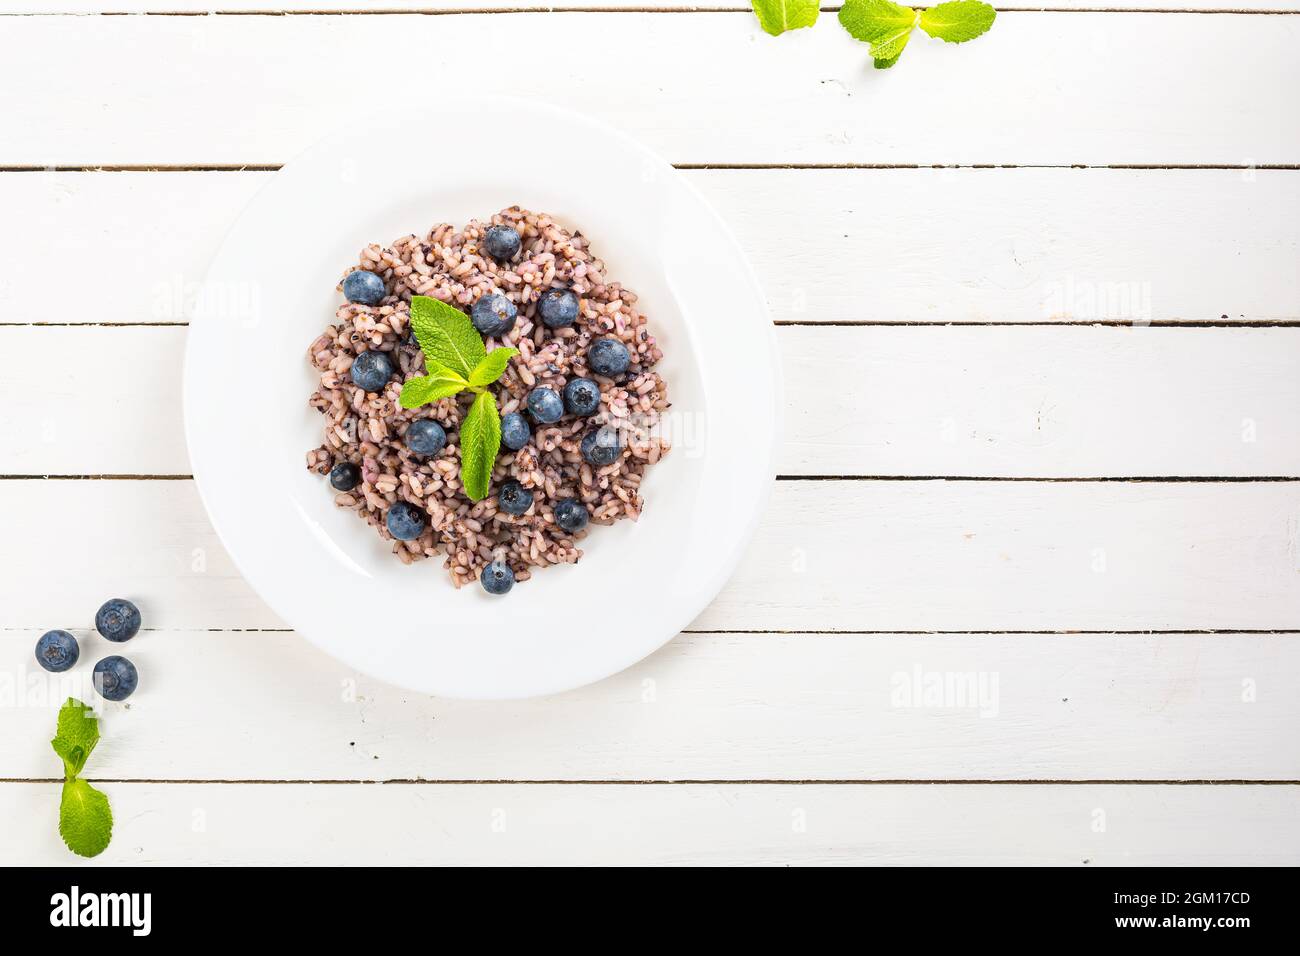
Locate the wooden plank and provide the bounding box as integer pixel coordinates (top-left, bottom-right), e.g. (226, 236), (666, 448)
(1, 781), (1294, 865)
(2, 632), (1298, 781)
(0, 14), (1296, 165)
(4, 325), (1300, 477)
(2, 168), (1297, 326)
(1, 479), (1296, 631)
(6, 2), (1297, 13)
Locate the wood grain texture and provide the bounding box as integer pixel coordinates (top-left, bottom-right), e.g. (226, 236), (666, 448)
(4, 325), (1299, 476)
(1, 479), (1296, 631)
(0, 14), (1296, 165)
(1, 781), (1295, 865)
(2, 0), (1297, 867)
(3, 168), (1297, 326)
(6, 2), (1299, 12)
(2, 632), (1297, 781)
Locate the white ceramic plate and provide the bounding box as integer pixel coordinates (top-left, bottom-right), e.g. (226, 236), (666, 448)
(184, 98), (779, 699)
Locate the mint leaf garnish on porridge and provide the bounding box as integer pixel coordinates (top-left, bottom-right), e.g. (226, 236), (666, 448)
(399, 362), (470, 409)
(468, 347), (520, 388)
(409, 294), (486, 378)
(398, 298), (519, 497)
(459, 389), (502, 503)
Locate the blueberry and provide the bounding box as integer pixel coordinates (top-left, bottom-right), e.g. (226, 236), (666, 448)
(35, 630), (79, 673)
(329, 461), (361, 491)
(350, 350), (395, 392)
(497, 480), (534, 516)
(93, 655), (138, 702)
(554, 498), (590, 533)
(386, 501), (427, 541)
(500, 412), (531, 451)
(95, 598), (141, 643)
(483, 225), (521, 262)
(588, 338), (631, 377)
(538, 288), (579, 328)
(343, 270), (386, 306)
(526, 386), (564, 424)
(406, 419), (447, 457)
(580, 425), (621, 466)
(471, 293), (518, 337)
(563, 377), (601, 417)
(480, 559), (515, 595)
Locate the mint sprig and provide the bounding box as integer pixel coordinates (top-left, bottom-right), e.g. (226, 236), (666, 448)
(751, 0), (819, 36)
(400, 295), (519, 502)
(50, 698), (112, 858)
(754, 0), (996, 69)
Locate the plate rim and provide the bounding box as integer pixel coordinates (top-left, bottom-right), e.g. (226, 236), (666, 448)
(183, 96), (782, 699)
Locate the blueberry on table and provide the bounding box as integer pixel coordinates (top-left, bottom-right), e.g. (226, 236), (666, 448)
(497, 480), (534, 516)
(563, 377), (601, 417)
(471, 293), (518, 337)
(386, 501), (427, 541)
(554, 498), (590, 533)
(500, 412), (531, 451)
(405, 419), (447, 457)
(350, 350), (395, 393)
(329, 461), (361, 491)
(35, 630), (79, 673)
(580, 425), (621, 466)
(93, 655), (138, 702)
(95, 598), (141, 643)
(483, 225), (521, 262)
(587, 338), (631, 377)
(538, 288), (579, 328)
(526, 386), (564, 424)
(481, 559), (515, 595)
(342, 270), (386, 306)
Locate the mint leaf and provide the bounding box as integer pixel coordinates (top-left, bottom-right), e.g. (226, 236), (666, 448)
(839, 0), (918, 67)
(400, 362), (470, 409)
(50, 699), (113, 858)
(839, 0), (917, 43)
(870, 24), (913, 67)
(468, 347), (519, 389)
(458, 389), (501, 502)
(750, 0), (819, 36)
(408, 295), (486, 379)
(59, 778), (113, 858)
(51, 697), (98, 779)
(50, 740), (85, 781)
(919, 0), (995, 42)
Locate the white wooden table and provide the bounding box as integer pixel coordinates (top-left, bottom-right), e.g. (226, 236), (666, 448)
(2, 1), (1298, 866)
